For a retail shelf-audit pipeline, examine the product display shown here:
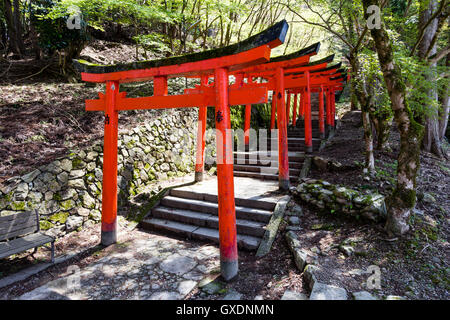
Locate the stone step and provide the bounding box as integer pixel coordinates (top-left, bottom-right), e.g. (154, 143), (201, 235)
(160, 196), (272, 223)
(287, 131), (324, 137)
(233, 171), (298, 183)
(151, 206), (266, 238)
(233, 151), (305, 163)
(169, 189), (276, 211)
(272, 137), (322, 143)
(263, 146), (321, 152)
(233, 158), (303, 169)
(233, 164), (301, 176)
(142, 218), (261, 251)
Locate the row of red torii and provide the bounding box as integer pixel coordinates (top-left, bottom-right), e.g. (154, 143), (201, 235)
(75, 20), (347, 281)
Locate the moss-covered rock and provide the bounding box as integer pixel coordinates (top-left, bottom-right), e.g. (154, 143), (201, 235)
(49, 212), (69, 224)
(40, 220), (55, 231)
(292, 180), (386, 222)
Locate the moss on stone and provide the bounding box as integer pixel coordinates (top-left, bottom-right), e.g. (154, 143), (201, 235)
(53, 193), (62, 201)
(49, 212), (69, 224)
(72, 158), (83, 169)
(10, 201), (26, 211)
(40, 220), (55, 231)
(60, 199), (75, 211)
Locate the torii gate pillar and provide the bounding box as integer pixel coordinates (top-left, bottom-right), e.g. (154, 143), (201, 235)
(101, 80), (119, 246)
(195, 76), (209, 182)
(304, 71), (313, 153)
(275, 67), (290, 190)
(214, 67), (238, 281)
(318, 85), (325, 139)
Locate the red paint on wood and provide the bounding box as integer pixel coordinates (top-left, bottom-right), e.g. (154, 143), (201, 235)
(86, 86), (268, 112)
(275, 67), (289, 190)
(214, 67), (238, 267)
(318, 85), (325, 136)
(286, 92), (291, 126)
(244, 104), (252, 145)
(304, 71), (312, 152)
(325, 88), (331, 126)
(292, 93), (298, 127)
(81, 46), (271, 83)
(101, 81), (119, 245)
(270, 94), (276, 130)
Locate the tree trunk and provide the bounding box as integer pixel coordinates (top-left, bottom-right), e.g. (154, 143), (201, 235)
(3, 0), (22, 56)
(362, 110), (375, 174)
(438, 52), (449, 140)
(363, 0), (425, 237)
(29, 5), (41, 60)
(370, 110), (392, 150)
(350, 53), (375, 173)
(418, 0), (444, 157)
(12, 0), (25, 53)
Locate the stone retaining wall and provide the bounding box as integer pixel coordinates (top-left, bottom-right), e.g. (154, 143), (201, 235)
(291, 179), (387, 222)
(0, 109), (199, 238)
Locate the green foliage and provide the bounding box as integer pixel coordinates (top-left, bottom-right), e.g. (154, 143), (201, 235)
(133, 33), (172, 55)
(395, 53), (449, 121)
(32, 0), (89, 53)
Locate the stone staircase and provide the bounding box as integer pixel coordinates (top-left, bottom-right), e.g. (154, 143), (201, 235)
(232, 123), (322, 182)
(140, 115), (333, 252)
(141, 177), (281, 251)
(232, 150), (304, 183)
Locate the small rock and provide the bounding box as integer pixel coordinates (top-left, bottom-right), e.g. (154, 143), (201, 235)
(385, 295), (406, 300)
(21, 169), (41, 183)
(423, 193), (436, 203)
(222, 290), (242, 300)
(177, 280), (197, 296)
(14, 183), (29, 200)
(281, 290), (307, 300)
(303, 265), (319, 290)
(352, 291), (377, 300)
(201, 281), (224, 295)
(309, 282), (348, 300)
(313, 156), (329, 171)
(66, 216), (83, 231)
(60, 159), (73, 172)
(149, 291), (181, 300)
(339, 245), (355, 257)
(287, 205), (303, 216)
(286, 226), (302, 231)
(159, 254), (197, 275)
(288, 216), (300, 225)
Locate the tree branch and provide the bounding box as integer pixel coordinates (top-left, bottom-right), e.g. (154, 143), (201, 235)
(428, 45), (450, 64)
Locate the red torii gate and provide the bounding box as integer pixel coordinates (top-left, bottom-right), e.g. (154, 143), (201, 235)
(188, 43), (323, 191)
(191, 43), (320, 179)
(74, 20), (289, 281)
(234, 55), (346, 156)
(286, 64), (347, 142)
